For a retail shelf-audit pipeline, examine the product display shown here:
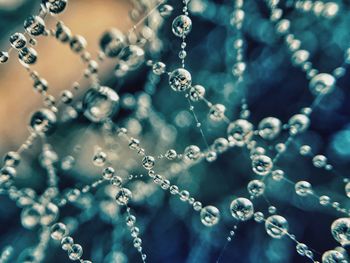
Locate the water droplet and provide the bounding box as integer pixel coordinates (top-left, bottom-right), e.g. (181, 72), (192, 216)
(265, 215), (289, 239)
(288, 114), (310, 135)
(102, 167), (115, 180)
(29, 108), (57, 135)
(230, 197), (254, 221)
(169, 68), (192, 92)
(19, 47), (37, 65)
(9, 33), (27, 49)
(70, 35), (87, 53)
(50, 222), (67, 240)
(68, 244), (83, 261)
(159, 4), (173, 17)
(83, 86), (119, 122)
(24, 16), (45, 36)
(247, 180), (265, 197)
(43, 0), (67, 14)
(184, 145), (201, 161)
(172, 15), (192, 37)
(142, 156), (155, 170)
(331, 218), (350, 246)
(119, 45), (144, 70)
(252, 155), (273, 176)
(295, 181), (313, 196)
(152, 62), (166, 75)
(258, 117), (281, 140)
(93, 151), (107, 167)
(309, 73), (335, 96)
(189, 85), (205, 101)
(21, 204), (43, 229)
(209, 104), (226, 121)
(61, 236), (74, 250)
(296, 243), (308, 256)
(322, 249), (347, 263)
(200, 205), (220, 227)
(0, 51), (9, 63)
(312, 155), (327, 168)
(227, 119), (253, 146)
(115, 188), (132, 205)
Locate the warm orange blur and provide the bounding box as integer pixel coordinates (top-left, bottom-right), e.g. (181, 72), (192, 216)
(0, 0), (133, 148)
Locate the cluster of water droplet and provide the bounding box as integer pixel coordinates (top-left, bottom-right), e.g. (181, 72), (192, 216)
(0, 0), (349, 262)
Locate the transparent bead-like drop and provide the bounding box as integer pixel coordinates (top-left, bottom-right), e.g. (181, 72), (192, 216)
(21, 204), (43, 229)
(111, 176), (122, 187)
(268, 206), (277, 214)
(247, 180), (265, 197)
(189, 85), (205, 101)
(152, 62), (166, 75)
(83, 86), (119, 122)
(24, 16), (45, 36)
(254, 212), (264, 223)
(227, 119), (253, 146)
(296, 243), (308, 256)
(102, 167), (115, 180)
(29, 108), (57, 135)
(193, 201), (202, 211)
(61, 236), (74, 250)
(70, 35), (87, 53)
(230, 197), (254, 221)
(265, 215), (289, 239)
(0, 166), (16, 184)
(172, 15), (192, 37)
(200, 205), (220, 227)
(309, 73), (335, 96)
(41, 202), (59, 225)
(50, 222), (67, 240)
(319, 195), (331, 206)
(331, 218), (350, 246)
(165, 149), (177, 160)
(159, 4), (173, 17)
(252, 155), (273, 176)
(209, 104), (226, 121)
(55, 22), (71, 42)
(9, 33), (27, 49)
(60, 90), (73, 104)
(19, 47), (37, 65)
(299, 145), (311, 155)
(206, 151), (217, 162)
(169, 68), (192, 91)
(345, 182), (350, 198)
(126, 215), (136, 227)
(93, 151), (107, 167)
(99, 28), (125, 57)
(184, 145), (201, 161)
(0, 51), (9, 63)
(312, 155), (327, 168)
(295, 181), (312, 196)
(322, 249), (347, 263)
(211, 137), (229, 153)
(43, 0), (67, 14)
(291, 49), (309, 66)
(179, 190), (190, 202)
(118, 45), (144, 70)
(68, 244), (83, 261)
(128, 138), (140, 150)
(33, 78), (48, 93)
(115, 188), (132, 205)
(3, 151), (20, 167)
(142, 156), (155, 170)
(288, 114), (310, 135)
(258, 117), (281, 140)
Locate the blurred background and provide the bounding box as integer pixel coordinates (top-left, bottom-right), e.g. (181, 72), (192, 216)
(0, 0), (350, 263)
